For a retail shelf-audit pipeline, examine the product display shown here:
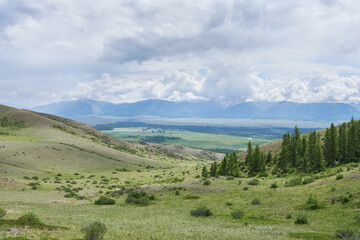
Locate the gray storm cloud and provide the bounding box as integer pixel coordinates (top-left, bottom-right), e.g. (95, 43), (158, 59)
(0, 0), (360, 107)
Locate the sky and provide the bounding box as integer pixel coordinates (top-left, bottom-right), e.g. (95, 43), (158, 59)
(0, 0), (360, 107)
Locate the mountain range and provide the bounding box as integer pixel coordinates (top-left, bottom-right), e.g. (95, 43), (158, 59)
(32, 99), (360, 121)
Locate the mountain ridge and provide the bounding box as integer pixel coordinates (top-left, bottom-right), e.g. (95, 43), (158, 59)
(33, 99), (360, 121)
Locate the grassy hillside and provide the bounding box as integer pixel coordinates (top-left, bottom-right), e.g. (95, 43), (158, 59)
(0, 104), (359, 240)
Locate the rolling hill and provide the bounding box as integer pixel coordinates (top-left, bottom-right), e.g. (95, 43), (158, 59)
(0, 104), (222, 178)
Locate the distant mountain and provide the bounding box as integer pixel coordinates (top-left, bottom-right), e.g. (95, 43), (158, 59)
(33, 99), (360, 121)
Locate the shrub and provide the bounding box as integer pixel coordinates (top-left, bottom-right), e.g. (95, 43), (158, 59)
(243, 187), (249, 191)
(285, 177), (302, 187)
(270, 182), (278, 189)
(203, 180), (211, 185)
(183, 195), (200, 199)
(175, 190), (180, 195)
(306, 195), (321, 210)
(94, 196), (116, 205)
(295, 215), (308, 224)
(302, 177), (315, 185)
(82, 221), (107, 240)
(125, 191), (154, 205)
(251, 198), (261, 205)
(286, 214), (292, 219)
(0, 208), (6, 218)
(331, 187), (336, 192)
(190, 206), (212, 217)
(336, 174), (344, 180)
(17, 213), (41, 225)
(231, 210), (244, 219)
(226, 202), (233, 206)
(339, 195), (350, 204)
(248, 179), (259, 185)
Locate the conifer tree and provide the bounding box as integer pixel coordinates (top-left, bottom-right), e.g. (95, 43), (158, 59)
(277, 133), (291, 172)
(210, 161), (218, 177)
(218, 153), (228, 176)
(249, 145), (265, 175)
(347, 118), (358, 162)
(266, 151), (273, 165)
(202, 165), (209, 178)
(324, 123), (339, 166)
(245, 141), (253, 165)
(338, 122), (347, 163)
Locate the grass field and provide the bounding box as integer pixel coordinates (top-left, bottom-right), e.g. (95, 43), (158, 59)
(103, 127), (271, 153)
(1, 163), (359, 239)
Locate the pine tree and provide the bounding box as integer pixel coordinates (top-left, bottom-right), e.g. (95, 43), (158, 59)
(324, 123), (339, 166)
(202, 165), (209, 178)
(307, 131), (325, 172)
(218, 154), (228, 176)
(347, 118), (358, 162)
(338, 122), (347, 163)
(245, 141), (253, 165)
(249, 145), (265, 175)
(277, 133), (291, 172)
(289, 126), (301, 167)
(210, 161), (218, 177)
(313, 142), (325, 172)
(229, 151), (239, 177)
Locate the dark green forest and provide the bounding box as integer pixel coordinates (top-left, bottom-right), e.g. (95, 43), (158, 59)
(205, 118), (360, 178)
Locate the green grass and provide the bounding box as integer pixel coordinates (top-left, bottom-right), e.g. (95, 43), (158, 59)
(0, 165), (359, 239)
(103, 127), (271, 152)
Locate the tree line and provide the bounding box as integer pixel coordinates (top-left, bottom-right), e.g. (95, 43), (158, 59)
(202, 118), (360, 178)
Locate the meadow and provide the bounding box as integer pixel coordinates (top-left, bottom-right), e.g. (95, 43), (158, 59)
(1, 162), (359, 240)
(103, 127), (272, 153)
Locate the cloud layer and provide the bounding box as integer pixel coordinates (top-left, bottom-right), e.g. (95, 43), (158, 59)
(1, 0), (360, 107)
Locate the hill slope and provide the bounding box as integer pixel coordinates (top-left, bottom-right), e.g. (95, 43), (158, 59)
(0, 105), (222, 177)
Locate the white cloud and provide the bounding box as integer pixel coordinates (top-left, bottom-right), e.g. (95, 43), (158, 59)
(0, 0), (360, 107)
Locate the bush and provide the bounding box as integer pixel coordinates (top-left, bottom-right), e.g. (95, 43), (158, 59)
(190, 206), (212, 217)
(285, 177), (302, 187)
(175, 190), (180, 195)
(94, 196), (116, 205)
(306, 195), (321, 210)
(82, 221), (107, 240)
(17, 213), (41, 225)
(183, 195), (200, 199)
(336, 174), (344, 180)
(243, 187), (249, 190)
(251, 198), (261, 205)
(270, 182), (278, 189)
(203, 180), (211, 185)
(248, 179), (259, 185)
(295, 215), (308, 224)
(231, 210), (244, 219)
(302, 177), (315, 185)
(0, 208), (6, 218)
(339, 195), (350, 204)
(125, 191), (154, 205)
